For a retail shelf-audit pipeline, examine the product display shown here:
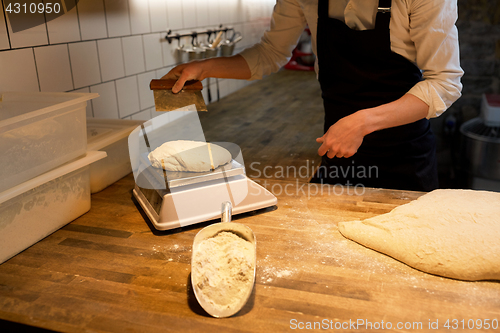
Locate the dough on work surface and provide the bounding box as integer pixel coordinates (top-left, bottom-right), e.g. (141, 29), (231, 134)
(338, 189), (500, 281)
(148, 140), (231, 172)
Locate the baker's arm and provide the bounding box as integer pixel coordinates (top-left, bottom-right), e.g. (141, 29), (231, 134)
(163, 0), (306, 91)
(406, 0), (463, 119)
(165, 55), (251, 93)
(239, 0), (307, 80)
(317, 94), (428, 158)
(318, 0), (463, 158)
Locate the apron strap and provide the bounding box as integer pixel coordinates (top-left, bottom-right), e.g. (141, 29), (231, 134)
(318, 0), (329, 19)
(319, 1), (392, 20)
(378, 0), (392, 12)
(375, 0), (392, 30)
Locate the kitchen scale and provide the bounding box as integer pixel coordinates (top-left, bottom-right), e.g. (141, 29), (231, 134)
(129, 110), (277, 230)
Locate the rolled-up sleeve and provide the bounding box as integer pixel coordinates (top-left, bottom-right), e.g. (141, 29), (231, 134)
(239, 0), (307, 80)
(406, 0), (464, 118)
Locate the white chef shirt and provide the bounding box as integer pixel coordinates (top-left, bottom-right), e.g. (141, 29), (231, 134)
(239, 0), (464, 119)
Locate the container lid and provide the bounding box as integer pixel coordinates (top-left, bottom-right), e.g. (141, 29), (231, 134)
(0, 151), (106, 205)
(87, 118), (145, 151)
(0, 91), (99, 125)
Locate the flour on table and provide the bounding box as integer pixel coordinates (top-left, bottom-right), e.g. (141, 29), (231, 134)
(192, 231), (255, 312)
(148, 140), (231, 172)
(338, 189), (500, 281)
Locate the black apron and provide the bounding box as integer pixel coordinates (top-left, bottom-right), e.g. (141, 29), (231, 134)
(311, 0), (438, 191)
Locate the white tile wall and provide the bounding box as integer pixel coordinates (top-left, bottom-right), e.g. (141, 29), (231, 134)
(143, 33), (163, 71)
(0, 3), (10, 49)
(69, 41), (101, 88)
(128, 0), (151, 34)
(0, 48), (39, 91)
(239, 1), (251, 22)
(195, 0), (209, 27)
(182, 0), (197, 29)
(160, 34), (177, 67)
(77, 0), (108, 40)
(104, 0), (131, 37)
(166, 1), (183, 30)
(131, 108), (153, 120)
(122, 35), (146, 75)
(206, 79), (217, 103)
(149, 0), (168, 32)
(90, 81), (120, 119)
(97, 38), (125, 81)
(155, 66), (172, 79)
(219, 0), (232, 25)
(201, 85), (208, 104)
(34, 44), (74, 92)
(116, 76), (140, 118)
(46, 0), (81, 44)
(6, 12), (48, 48)
(137, 71), (156, 109)
(152, 110), (170, 120)
(0, 0), (276, 121)
(218, 78), (230, 99)
(208, 0), (220, 26)
(72, 86), (94, 117)
(240, 22), (251, 48)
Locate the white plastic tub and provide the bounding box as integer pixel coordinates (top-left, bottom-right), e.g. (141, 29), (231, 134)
(0, 151), (106, 264)
(87, 118), (144, 193)
(0, 91), (99, 193)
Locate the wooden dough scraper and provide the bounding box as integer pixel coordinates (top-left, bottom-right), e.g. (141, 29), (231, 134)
(150, 79), (208, 112)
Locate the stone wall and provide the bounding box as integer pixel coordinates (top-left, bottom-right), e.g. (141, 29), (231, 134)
(431, 0), (500, 188)
(453, 0), (500, 119)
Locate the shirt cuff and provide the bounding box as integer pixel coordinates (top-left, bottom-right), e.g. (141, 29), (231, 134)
(239, 47), (264, 81)
(407, 81), (448, 119)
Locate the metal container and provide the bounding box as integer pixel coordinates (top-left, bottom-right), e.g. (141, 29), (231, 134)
(204, 47), (219, 58)
(186, 46), (206, 61)
(220, 42), (235, 56)
(174, 45), (188, 63)
(460, 117), (500, 180)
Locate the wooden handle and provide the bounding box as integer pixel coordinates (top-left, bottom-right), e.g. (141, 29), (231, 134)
(150, 79), (203, 91)
(211, 31), (224, 49)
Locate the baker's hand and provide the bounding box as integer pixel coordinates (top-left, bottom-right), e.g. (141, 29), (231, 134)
(162, 61), (207, 93)
(316, 112), (367, 159)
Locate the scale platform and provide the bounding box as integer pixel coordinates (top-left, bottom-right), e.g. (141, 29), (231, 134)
(133, 159), (277, 230)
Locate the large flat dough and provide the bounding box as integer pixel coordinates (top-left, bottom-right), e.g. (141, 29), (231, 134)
(338, 189), (500, 281)
(148, 140), (231, 172)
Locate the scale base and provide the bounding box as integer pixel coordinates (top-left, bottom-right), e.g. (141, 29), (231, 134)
(133, 175), (277, 230)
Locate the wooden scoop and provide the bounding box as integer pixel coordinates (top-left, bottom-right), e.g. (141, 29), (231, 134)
(191, 202), (256, 318)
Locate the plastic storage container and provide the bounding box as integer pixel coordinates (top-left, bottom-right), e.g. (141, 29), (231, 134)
(0, 91), (99, 193)
(87, 118), (144, 193)
(0, 151), (106, 264)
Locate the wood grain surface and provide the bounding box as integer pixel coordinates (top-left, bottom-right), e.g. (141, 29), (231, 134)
(0, 71), (499, 332)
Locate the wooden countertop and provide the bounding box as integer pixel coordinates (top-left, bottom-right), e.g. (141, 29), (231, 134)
(1, 175), (499, 332)
(1, 71), (499, 331)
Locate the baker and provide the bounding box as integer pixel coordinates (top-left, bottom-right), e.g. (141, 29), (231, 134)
(163, 0), (463, 191)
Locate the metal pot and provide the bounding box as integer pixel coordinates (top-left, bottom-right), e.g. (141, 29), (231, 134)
(460, 117), (500, 180)
(186, 46), (206, 61)
(174, 44), (188, 64)
(220, 34), (243, 57)
(204, 46), (219, 58)
(220, 42), (235, 57)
